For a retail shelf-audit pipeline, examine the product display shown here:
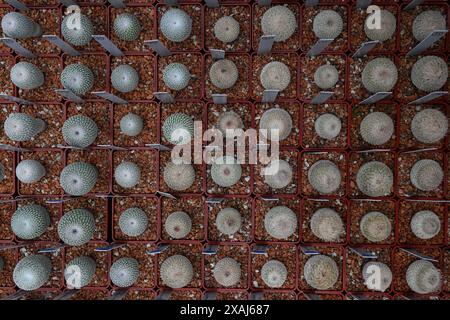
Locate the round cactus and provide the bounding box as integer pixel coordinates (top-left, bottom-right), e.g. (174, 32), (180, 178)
(162, 112), (194, 145)
(160, 255), (193, 289)
(314, 64), (339, 90)
(57, 208), (95, 246)
(261, 260), (287, 288)
(260, 61), (291, 92)
(360, 112), (394, 146)
(163, 162), (195, 191)
(360, 211), (392, 243)
(114, 13), (141, 41)
(313, 10), (343, 39)
(308, 160), (341, 194)
(411, 109), (448, 144)
(11, 203), (50, 240)
(216, 111), (244, 137)
(1, 12), (42, 39)
(362, 58), (398, 93)
(213, 257), (241, 287)
(362, 261), (392, 292)
(356, 161), (393, 197)
(261, 5), (297, 42)
(263, 159), (293, 189)
(120, 113), (144, 137)
(110, 257), (140, 288)
(164, 211), (192, 239)
(214, 16), (240, 43)
(215, 207), (242, 236)
(160, 8), (192, 43)
(15, 159), (46, 184)
(364, 9), (397, 42)
(64, 256), (96, 288)
(111, 64), (140, 93)
(10, 62), (44, 90)
(162, 63), (191, 91)
(211, 156), (242, 188)
(61, 13), (93, 46)
(60, 162), (98, 196)
(406, 260), (442, 294)
(259, 108), (293, 142)
(412, 10), (446, 42)
(115, 161), (141, 189)
(13, 254), (51, 291)
(62, 115), (99, 148)
(411, 210), (441, 240)
(209, 59), (239, 90)
(411, 56), (447, 93)
(119, 207), (148, 237)
(61, 64), (94, 96)
(264, 205), (297, 240)
(314, 113), (342, 140)
(310, 208), (344, 242)
(4, 113), (46, 142)
(410, 159), (443, 192)
(304, 255), (339, 290)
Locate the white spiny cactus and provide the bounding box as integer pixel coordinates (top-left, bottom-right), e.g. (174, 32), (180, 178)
(1, 12), (42, 39)
(410, 159), (443, 192)
(411, 56), (448, 93)
(213, 257), (241, 287)
(211, 156), (242, 188)
(164, 211), (192, 239)
(215, 207), (242, 236)
(120, 113), (144, 137)
(308, 160), (341, 194)
(119, 207), (148, 237)
(310, 208), (344, 242)
(260, 61), (291, 92)
(160, 255), (194, 289)
(13, 254), (52, 291)
(160, 8), (192, 43)
(362, 261), (392, 292)
(314, 113), (342, 140)
(261, 5), (297, 42)
(264, 205), (297, 240)
(360, 211), (392, 243)
(314, 64), (339, 90)
(114, 13), (141, 42)
(214, 16), (240, 43)
(411, 109), (448, 144)
(64, 256), (96, 288)
(10, 62), (44, 90)
(304, 255), (339, 290)
(412, 10), (446, 42)
(359, 112), (394, 146)
(61, 64), (94, 96)
(364, 9), (396, 42)
(60, 162), (98, 196)
(356, 161), (393, 197)
(261, 260), (287, 288)
(406, 260), (442, 294)
(259, 108), (293, 142)
(61, 13), (93, 46)
(57, 208), (95, 246)
(163, 162), (196, 191)
(11, 203), (50, 240)
(111, 64), (140, 93)
(4, 113), (46, 142)
(115, 161), (141, 189)
(313, 10), (343, 39)
(362, 58), (398, 93)
(15, 159), (46, 184)
(110, 257), (140, 288)
(62, 115), (99, 148)
(162, 112), (194, 145)
(209, 59), (239, 90)
(216, 111), (244, 137)
(410, 210), (441, 240)
(263, 159), (293, 189)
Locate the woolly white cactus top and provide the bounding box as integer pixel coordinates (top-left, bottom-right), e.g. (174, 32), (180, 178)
(364, 9), (396, 42)
(314, 113), (342, 140)
(308, 160), (341, 194)
(216, 111), (244, 137)
(11, 203), (50, 240)
(160, 8), (192, 43)
(260, 61), (291, 92)
(4, 113), (46, 142)
(209, 59), (239, 90)
(410, 210), (441, 240)
(164, 211), (192, 239)
(261, 260), (287, 288)
(356, 161), (393, 197)
(213, 257), (241, 287)
(411, 56), (448, 93)
(215, 207), (242, 236)
(314, 64), (339, 90)
(114, 161), (141, 189)
(163, 162), (196, 191)
(60, 162), (98, 196)
(120, 113), (144, 137)
(361, 58), (398, 93)
(360, 211), (392, 243)
(160, 255), (194, 289)
(214, 16), (240, 43)
(64, 256), (96, 289)
(410, 159), (443, 192)
(412, 10), (447, 42)
(359, 112), (394, 146)
(61, 13), (93, 46)
(119, 207), (148, 237)
(310, 208), (344, 242)
(57, 208), (95, 246)
(259, 108), (293, 142)
(264, 205), (297, 240)
(261, 5), (297, 42)
(406, 260), (442, 294)
(313, 10), (343, 39)
(62, 115), (99, 148)
(114, 13), (142, 42)
(15, 159), (46, 184)
(304, 254), (339, 290)
(411, 109), (448, 144)
(211, 156), (242, 188)
(162, 112), (194, 145)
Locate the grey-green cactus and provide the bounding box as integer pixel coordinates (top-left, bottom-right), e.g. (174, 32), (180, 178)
(308, 160), (341, 194)
(111, 64), (140, 93)
(163, 162), (195, 191)
(61, 13), (94, 46)
(304, 255), (339, 290)
(362, 58), (398, 93)
(162, 112), (194, 145)
(360, 112), (394, 146)
(314, 64), (339, 90)
(114, 13), (141, 42)
(213, 257), (241, 287)
(211, 156), (242, 188)
(1, 12), (42, 39)
(360, 211), (392, 243)
(214, 16), (240, 43)
(60, 162), (98, 196)
(217, 111), (244, 136)
(215, 207), (242, 236)
(314, 113), (342, 140)
(411, 210), (441, 240)
(406, 260), (442, 294)
(119, 207), (148, 237)
(162, 63), (191, 91)
(115, 161), (141, 189)
(15, 159), (46, 184)
(61, 64), (94, 96)
(362, 261), (392, 292)
(64, 256), (96, 288)
(261, 5), (297, 42)
(10, 62), (44, 90)
(58, 208), (95, 246)
(160, 255), (193, 289)
(13, 254), (51, 291)
(412, 10), (446, 42)
(259, 108), (293, 142)
(263, 159), (293, 189)
(110, 257), (140, 288)
(160, 8), (192, 43)
(411, 56), (448, 93)
(11, 203), (50, 240)
(260, 61), (291, 91)
(313, 10), (343, 39)
(62, 115), (99, 148)
(209, 59), (238, 90)
(164, 211), (192, 239)
(264, 205), (297, 240)
(120, 113), (144, 137)
(410, 159), (443, 192)
(4, 113), (46, 142)
(364, 9), (396, 42)
(356, 161), (393, 197)
(411, 109), (448, 144)
(261, 260), (287, 288)
(310, 208), (344, 242)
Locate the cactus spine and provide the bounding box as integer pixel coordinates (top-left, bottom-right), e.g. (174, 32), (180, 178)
(310, 208), (344, 242)
(411, 56), (448, 93)
(362, 58), (398, 93)
(313, 10), (343, 39)
(359, 112), (394, 146)
(314, 64), (339, 90)
(410, 210), (441, 240)
(162, 112), (194, 145)
(411, 109), (448, 144)
(410, 159), (443, 192)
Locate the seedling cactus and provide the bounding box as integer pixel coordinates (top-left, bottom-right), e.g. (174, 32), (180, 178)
(308, 160), (341, 194)
(410, 210), (441, 240)
(120, 113), (144, 137)
(411, 56), (448, 93)
(13, 254), (52, 291)
(310, 208), (344, 242)
(111, 64), (140, 93)
(259, 108), (293, 142)
(60, 162), (98, 196)
(162, 63), (191, 91)
(213, 257), (241, 287)
(15, 159), (46, 184)
(62, 115), (99, 148)
(264, 205), (297, 240)
(362, 261), (392, 292)
(360, 211), (392, 243)
(61, 64), (95, 96)
(10, 62), (44, 90)
(412, 10), (446, 42)
(61, 13), (94, 46)
(364, 9), (396, 42)
(362, 58), (398, 93)
(304, 255), (339, 290)
(314, 113), (342, 140)
(214, 16), (240, 43)
(119, 207), (148, 237)
(160, 8), (192, 43)
(11, 203), (50, 240)
(1, 12), (42, 39)
(209, 59), (239, 90)
(261, 260), (287, 288)
(410, 159), (443, 192)
(211, 156), (242, 188)
(261, 5), (297, 42)
(115, 161), (141, 189)
(215, 207), (242, 236)
(406, 260), (442, 294)
(356, 161), (393, 197)
(160, 255), (194, 289)
(163, 162), (195, 191)
(359, 112), (394, 146)
(260, 61), (291, 92)
(411, 109), (448, 144)
(110, 257), (140, 288)
(114, 13), (141, 42)
(164, 211), (192, 239)
(162, 112), (194, 145)
(313, 10), (343, 39)
(314, 64), (339, 90)
(217, 111), (244, 137)
(263, 159), (293, 189)
(4, 113), (46, 142)
(57, 208), (95, 246)
(64, 256), (96, 288)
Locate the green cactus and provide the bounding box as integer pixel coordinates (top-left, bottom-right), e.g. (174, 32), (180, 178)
(114, 161), (141, 189)
(264, 205), (297, 240)
(61, 63), (94, 96)
(61, 13), (94, 46)
(163, 162), (196, 191)
(411, 56), (447, 93)
(310, 208), (344, 242)
(215, 207), (242, 236)
(364, 9), (397, 42)
(314, 64), (339, 90)
(211, 156), (242, 188)
(13, 254), (52, 291)
(160, 255), (193, 289)
(64, 256), (96, 288)
(111, 64), (140, 93)
(213, 257), (241, 287)
(406, 260), (442, 294)
(114, 13), (141, 42)
(313, 10), (343, 39)
(1, 12), (42, 39)
(259, 108), (293, 142)
(308, 160), (342, 194)
(214, 16), (240, 43)
(119, 207), (148, 237)
(411, 210), (441, 240)
(359, 112), (394, 146)
(412, 10), (446, 42)
(60, 162), (98, 196)
(360, 211), (392, 243)
(362, 58), (398, 93)
(162, 112), (194, 145)
(411, 109), (448, 144)
(11, 203), (50, 240)
(304, 255), (339, 290)
(362, 261), (392, 292)
(4, 113), (46, 142)
(162, 63), (191, 91)
(209, 59), (239, 90)
(263, 159), (293, 189)
(164, 211), (192, 239)
(15, 159), (46, 184)
(58, 208), (95, 246)
(160, 8), (192, 43)
(62, 115), (99, 148)
(261, 260), (287, 288)
(216, 111), (244, 137)
(10, 62), (44, 90)
(314, 113), (342, 140)
(120, 113), (144, 137)
(356, 161), (393, 197)
(410, 159), (443, 192)
(261, 5), (297, 42)
(260, 61), (291, 92)
(110, 257), (140, 288)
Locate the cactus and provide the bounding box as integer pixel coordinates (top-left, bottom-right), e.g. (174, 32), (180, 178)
(412, 10), (446, 42)
(360, 211), (392, 243)
(410, 159), (443, 192)
(4, 113), (46, 142)
(314, 113), (342, 140)
(263, 159), (293, 189)
(209, 59), (239, 90)
(362, 58), (398, 93)
(110, 257), (140, 288)
(411, 109), (448, 144)
(411, 56), (447, 93)
(163, 162), (195, 191)
(260, 61), (291, 92)
(259, 108), (293, 142)
(264, 205), (297, 240)
(406, 260), (442, 294)
(10, 62), (44, 90)
(213, 257), (241, 287)
(11, 203), (50, 240)
(164, 211), (192, 239)
(261, 260), (287, 288)
(111, 64), (140, 93)
(308, 160), (341, 194)
(216, 111), (244, 137)
(314, 64), (339, 90)
(15, 159), (46, 184)
(62, 115), (99, 148)
(356, 161), (393, 197)
(310, 208), (344, 242)
(313, 10), (343, 39)
(61, 64), (94, 96)
(214, 16), (240, 43)
(362, 261), (392, 292)
(114, 13), (141, 42)
(1, 12), (42, 39)
(160, 255), (193, 289)
(261, 5), (297, 42)
(119, 207), (148, 237)
(215, 207), (242, 236)
(60, 162), (98, 196)
(411, 210), (441, 240)
(162, 112), (194, 145)
(160, 8), (192, 43)
(360, 112), (394, 146)
(120, 113), (144, 137)
(115, 161), (141, 189)
(61, 13), (93, 46)
(162, 63), (191, 91)
(304, 255), (339, 290)
(364, 9), (396, 42)
(57, 208), (95, 246)
(64, 256), (96, 288)
(211, 156), (242, 188)
(13, 254), (51, 291)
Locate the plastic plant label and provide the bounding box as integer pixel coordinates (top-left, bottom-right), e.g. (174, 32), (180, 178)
(399, 248), (438, 262)
(206, 198), (225, 204)
(0, 37), (36, 58)
(261, 89), (279, 103)
(38, 244), (66, 253)
(257, 0), (272, 6)
(251, 244), (269, 255)
(45, 198), (74, 204)
(404, 0), (425, 11)
(5, 0), (28, 11)
(1, 290), (27, 301)
(148, 243), (170, 255)
(299, 246), (320, 255)
(108, 288), (129, 300)
(205, 0), (220, 8)
(0, 242), (34, 251)
(92, 35), (124, 57)
(307, 39), (333, 57)
(54, 290), (78, 300)
(212, 94), (228, 105)
(154, 92), (175, 104)
(203, 291), (217, 300)
(360, 91), (392, 104)
(157, 191), (177, 199)
(58, 0), (77, 6)
(408, 91), (448, 105)
(261, 196), (279, 202)
(0, 143), (30, 152)
(97, 144), (128, 151)
(250, 292), (264, 300)
(43, 35), (80, 56)
(156, 289), (173, 300)
(146, 144), (172, 151)
(311, 91), (333, 104)
(356, 0), (372, 9)
(203, 245), (219, 255)
(407, 30), (448, 56)
(304, 293), (321, 300)
(349, 247), (378, 259)
(210, 49), (225, 60)
(55, 89), (84, 103)
(92, 91), (128, 105)
(257, 35), (275, 55)
(353, 40), (380, 58)
(108, 0), (126, 8)
(0, 94), (33, 105)
(95, 243), (126, 252)
(304, 0), (319, 6)
(144, 40), (172, 57)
